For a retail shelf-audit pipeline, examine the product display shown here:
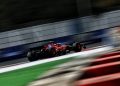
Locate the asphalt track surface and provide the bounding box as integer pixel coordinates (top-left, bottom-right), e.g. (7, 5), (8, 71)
(0, 57), (29, 68)
(0, 53), (74, 68)
(0, 43), (102, 68)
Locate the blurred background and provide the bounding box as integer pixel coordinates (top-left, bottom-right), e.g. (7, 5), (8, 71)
(0, 0), (119, 86)
(0, 0), (119, 62)
(0, 0), (119, 63)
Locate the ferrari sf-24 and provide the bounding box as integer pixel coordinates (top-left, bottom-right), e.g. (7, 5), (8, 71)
(27, 42), (86, 61)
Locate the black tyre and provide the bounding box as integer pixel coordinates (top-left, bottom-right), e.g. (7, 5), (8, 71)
(27, 51), (38, 61)
(74, 43), (82, 52)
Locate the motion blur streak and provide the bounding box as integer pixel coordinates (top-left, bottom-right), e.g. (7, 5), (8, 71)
(81, 61), (120, 71)
(76, 72), (120, 86)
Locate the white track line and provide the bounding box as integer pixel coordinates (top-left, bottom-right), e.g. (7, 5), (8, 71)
(0, 46), (113, 74)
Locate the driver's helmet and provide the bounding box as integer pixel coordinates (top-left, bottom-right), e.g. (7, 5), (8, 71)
(47, 44), (52, 50)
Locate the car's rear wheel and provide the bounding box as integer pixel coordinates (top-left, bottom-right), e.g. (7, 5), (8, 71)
(27, 51), (38, 61)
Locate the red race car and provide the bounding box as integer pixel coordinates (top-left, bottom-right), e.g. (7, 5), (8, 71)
(27, 42), (86, 61)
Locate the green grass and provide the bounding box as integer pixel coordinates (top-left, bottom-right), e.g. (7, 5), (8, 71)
(0, 58), (72, 86)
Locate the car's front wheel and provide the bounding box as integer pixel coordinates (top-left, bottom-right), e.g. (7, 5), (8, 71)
(74, 43), (82, 52)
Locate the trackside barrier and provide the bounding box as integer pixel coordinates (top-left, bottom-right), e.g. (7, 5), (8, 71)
(0, 46), (114, 74)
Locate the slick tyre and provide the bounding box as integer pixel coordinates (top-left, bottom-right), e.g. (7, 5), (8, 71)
(27, 51), (38, 61)
(74, 43), (82, 52)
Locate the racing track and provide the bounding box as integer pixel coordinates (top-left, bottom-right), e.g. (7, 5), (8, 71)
(0, 44), (112, 68)
(0, 57), (29, 68)
(0, 44), (103, 68)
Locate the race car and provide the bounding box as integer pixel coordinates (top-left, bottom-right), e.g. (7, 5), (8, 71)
(27, 41), (86, 61)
